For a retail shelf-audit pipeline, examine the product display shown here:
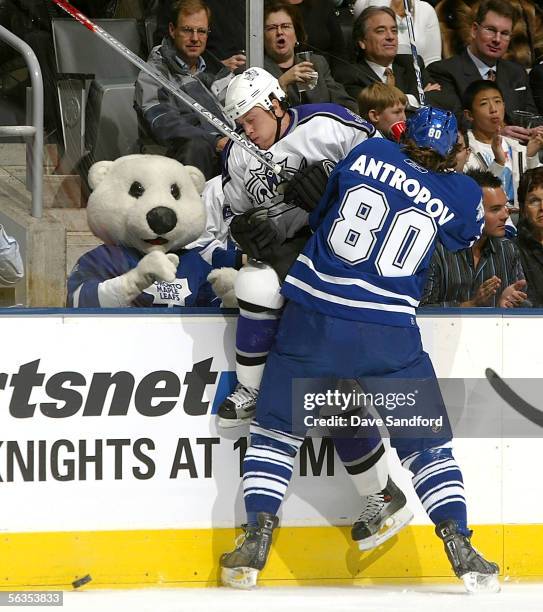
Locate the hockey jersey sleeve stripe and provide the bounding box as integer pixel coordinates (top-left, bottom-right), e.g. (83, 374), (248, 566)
(296, 254), (420, 307)
(70, 284), (83, 308)
(294, 107), (375, 136)
(283, 275), (416, 315)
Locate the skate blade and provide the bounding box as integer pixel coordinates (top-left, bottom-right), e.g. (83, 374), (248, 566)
(357, 506), (414, 551)
(462, 571), (500, 594)
(221, 566), (258, 589)
(216, 416), (252, 429)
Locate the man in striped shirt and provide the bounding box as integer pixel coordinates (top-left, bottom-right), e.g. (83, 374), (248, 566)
(421, 169), (528, 308)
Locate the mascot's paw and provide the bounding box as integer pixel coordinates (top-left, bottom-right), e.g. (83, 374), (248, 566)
(219, 289), (238, 308)
(137, 251), (179, 287)
(208, 267), (238, 307)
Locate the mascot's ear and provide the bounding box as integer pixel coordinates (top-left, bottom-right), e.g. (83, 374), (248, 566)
(184, 165), (206, 195)
(88, 161), (114, 190)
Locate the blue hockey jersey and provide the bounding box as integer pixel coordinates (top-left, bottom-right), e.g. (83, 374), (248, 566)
(67, 245), (219, 308)
(282, 138), (484, 327)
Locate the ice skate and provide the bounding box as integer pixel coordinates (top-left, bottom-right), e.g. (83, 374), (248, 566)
(217, 383), (258, 428)
(352, 476), (413, 550)
(220, 512), (279, 589)
(436, 519), (500, 593)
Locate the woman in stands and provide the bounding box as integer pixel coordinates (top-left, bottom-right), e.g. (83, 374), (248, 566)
(263, 0), (357, 110)
(283, 0), (349, 77)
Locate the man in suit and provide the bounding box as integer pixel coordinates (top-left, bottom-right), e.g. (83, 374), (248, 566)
(529, 62), (543, 116)
(334, 6), (451, 111)
(428, 0), (537, 141)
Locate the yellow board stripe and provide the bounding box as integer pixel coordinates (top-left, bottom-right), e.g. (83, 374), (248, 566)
(0, 524), (541, 589)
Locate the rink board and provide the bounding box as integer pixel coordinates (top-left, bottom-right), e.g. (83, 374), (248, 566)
(0, 309), (541, 586)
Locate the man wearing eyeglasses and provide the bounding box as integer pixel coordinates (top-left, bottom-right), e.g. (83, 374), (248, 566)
(428, 0), (538, 142)
(135, 0), (242, 179)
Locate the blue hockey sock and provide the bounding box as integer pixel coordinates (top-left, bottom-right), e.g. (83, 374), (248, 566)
(243, 424), (304, 518)
(403, 446), (469, 535)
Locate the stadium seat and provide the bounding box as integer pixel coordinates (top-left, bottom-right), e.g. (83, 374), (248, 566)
(51, 18), (142, 170)
(144, 15), (158, 55)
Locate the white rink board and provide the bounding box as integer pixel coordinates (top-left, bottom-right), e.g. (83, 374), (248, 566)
(0, 311), (540, 532)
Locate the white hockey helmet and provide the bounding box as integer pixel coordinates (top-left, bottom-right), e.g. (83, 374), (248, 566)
(224, 67), (287, 122)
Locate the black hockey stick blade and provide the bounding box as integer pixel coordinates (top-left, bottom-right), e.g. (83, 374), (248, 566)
(485, 368), (543, 427)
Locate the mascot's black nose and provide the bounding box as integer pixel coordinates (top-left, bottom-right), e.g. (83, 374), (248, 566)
(146, 207), (177, 235)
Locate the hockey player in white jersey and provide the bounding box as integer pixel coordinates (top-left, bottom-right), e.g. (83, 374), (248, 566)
(218, 67), (374, 428)
(218, 67), (413, 552)
(220, 106), (500, 593)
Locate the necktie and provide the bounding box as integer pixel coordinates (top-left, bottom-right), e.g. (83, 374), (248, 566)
(486, 68), (496, 81)
(384, 67), (396, 87)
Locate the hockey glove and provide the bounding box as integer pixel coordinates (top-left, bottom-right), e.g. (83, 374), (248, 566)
(283, 161), (332, 212)
(230, 207), (279, 261)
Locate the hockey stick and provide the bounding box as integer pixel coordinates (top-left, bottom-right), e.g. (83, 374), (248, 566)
(485, 368), (543, 428)
(402, 0), (426, 107)
(51, 0), (289, 179)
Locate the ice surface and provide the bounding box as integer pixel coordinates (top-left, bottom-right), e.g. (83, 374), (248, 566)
(28, 582), (543, 612)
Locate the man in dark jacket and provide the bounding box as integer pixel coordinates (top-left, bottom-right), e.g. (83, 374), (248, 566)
(334, 6), (452, 112)
(134, 0), (236, 179)
(428, 0), (537, 141)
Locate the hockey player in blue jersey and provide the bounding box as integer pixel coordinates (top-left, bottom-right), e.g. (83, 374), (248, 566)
(220, 107), (500, 593)
(218, 67), (413, 551)
(218, 67), (375, 425)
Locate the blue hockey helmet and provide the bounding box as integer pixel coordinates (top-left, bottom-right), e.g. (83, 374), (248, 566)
(406, 106), (458, 157)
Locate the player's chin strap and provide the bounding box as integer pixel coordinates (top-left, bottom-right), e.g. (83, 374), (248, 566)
(273, 109), (287, 145)
(270, 96), (289, 145)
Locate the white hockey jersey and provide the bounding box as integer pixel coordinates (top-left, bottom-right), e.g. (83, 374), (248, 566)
(222, 103), (375, 243)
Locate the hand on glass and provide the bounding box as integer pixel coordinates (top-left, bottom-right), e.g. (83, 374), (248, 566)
(500, 124), (530, 142)
(222, 54), (246, 72)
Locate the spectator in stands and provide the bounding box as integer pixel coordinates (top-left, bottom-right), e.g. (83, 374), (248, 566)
(517, 167), (543, 307)
(455, 125), (472, 172)
(334, 6), (451, 111)
(135, 0), (236, 180)
(357, 82), (407, 138)
(155, 0), (246, 74)
(283, 0), (350, 78)
(428, 0), (538, 140)
(462, 80), (543, 205)
(529, 61), (543, 116)
(353, 0), (442, 66)
(435, 0), (543, 71)
(421, 169), (528, 308)
(0, 225), (24, 286)
(263, 0), (356, 110)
